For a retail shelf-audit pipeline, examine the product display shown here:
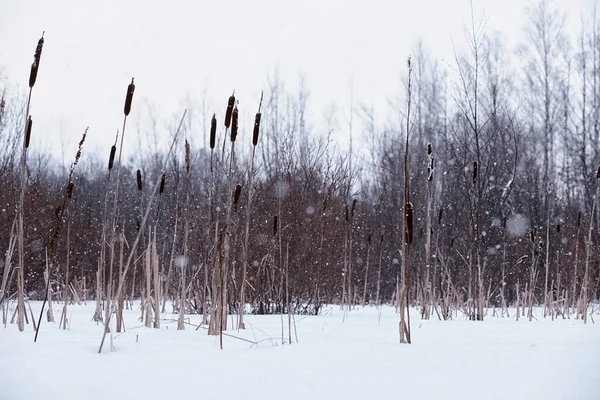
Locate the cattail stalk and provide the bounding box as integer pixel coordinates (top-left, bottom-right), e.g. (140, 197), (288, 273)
(99, 110), (187, 353)
(239, 94), (262, 329)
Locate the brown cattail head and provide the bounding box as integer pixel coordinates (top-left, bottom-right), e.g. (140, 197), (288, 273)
(345, 204), (349, 222)
(556, 224), (561, 234)
(136, 169), (143, 191)
(233, 184), (242, 211)
(438, 208), (443, 225)
(351, 199), (357, 218)
(577, 211), (581, 227)
(472, 161), (478, 185)
(596, 166), (600, 179)
(231, 106), (239, 142)
(225, 93), (235, 128)
(367, 234), (372, 245)
(159, 173), (166, 194)
(185, 140), (191, 175)
(29, 33), (44, 88)
(450, 237), (454, 248)
(210, 114), (216, 149)
(529, 228), (536, 244)
(380, 234), (384, 244)
(273, 215), (278, 236)
(427, 144), (434, 181)
(405, 202), (414, 245)
(124, 78), (135, 116)
(253, 112), (261, 147)
(67, 181), (74, 199)
(25, 116), (32, 148)
(108, 145), (116, 171)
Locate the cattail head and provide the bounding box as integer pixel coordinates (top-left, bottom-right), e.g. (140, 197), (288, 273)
(108, 145), (116, 171)
(450, 237), (454, 248)
(231, 106), (239, 142)
(29, 33), (44, 88)
(367, 234), (372, 245)
(225, 93), (235, 128)
(159, 173), (166, 194)
(55, 205), (62, 219)
(556, 224), (561, 234)
(253, 112), (261, 147)
(273, 215), (278, 236)
(253, 91), (263, 147)
(67, 181), (74, 199)
(345, 204), (349, 222)
(577, 211), (581, 227)
(185, 140), (191, 175)
(136, 169), (143, 191)
(210, 114), (216, 149)
(233, 184), (242, 212)
(438, 208), (443, 225)
(72, 129), (87, 167)
(529, 228), (536, 244)
(405, 202), (414, 245)
(472, 161), (478, 185)
(25, 116), (32, 148)
(427, 144), (434, 182)
(596, 166), (600, 179)
(124, 78), (135, 116)
(351, 199), (357, 218)
(380, 234), (384, 244)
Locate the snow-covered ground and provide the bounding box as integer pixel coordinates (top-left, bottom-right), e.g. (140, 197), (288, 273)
(1, 302), (599, 400)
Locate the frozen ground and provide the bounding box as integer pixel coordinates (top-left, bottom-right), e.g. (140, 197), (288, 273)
(1, 302), (599, 400)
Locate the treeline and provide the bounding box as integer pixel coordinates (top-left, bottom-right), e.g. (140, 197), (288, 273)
(0, 0), (599, 326)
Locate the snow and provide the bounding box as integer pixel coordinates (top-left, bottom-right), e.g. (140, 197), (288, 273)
(1, 303), (599, 400)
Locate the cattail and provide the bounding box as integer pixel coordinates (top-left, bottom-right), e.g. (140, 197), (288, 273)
(345, 204), (349, 223)
(405, 202), (413, 245)
(231, 106), (239, 142)
(450, 238), (454, 248)
(25, 116), (32, 148)
(233, 184), (242, 211)
(596, 166), (600, 179)
(273, 215), (278, 236)
(438, 208), (443, 225)
(529, 228), (536, 244)
(253, 91), (263, 147)
(159, 173), (166, 194)
(556, 224), (561, 234)
(210, 114), (217, 149)
(225, 93), (235, 128)
(136, 169), (143, 191)
(108, 145), (116, 171)
(427, 144), (434, 181)
(472, 161), (478, 185)
(185, 140), (191, 175)
(380, 234), (384, 244)
(367, 234), (372, 245)
(55, 205), (61, 219)
(124, 78), (135, 116)
(253, 113), (261, 147)
(351, 199), (357, 218)
(73, 130), (87, 167)
(67, 182), (74, 199)
(29, 33), (44, 88)
(577, 211), (581, 227)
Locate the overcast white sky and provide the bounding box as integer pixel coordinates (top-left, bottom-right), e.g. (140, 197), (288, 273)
(0, 0), (591, 160)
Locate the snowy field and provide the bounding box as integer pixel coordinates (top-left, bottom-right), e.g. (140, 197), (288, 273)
(1, 302), (599, 400)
